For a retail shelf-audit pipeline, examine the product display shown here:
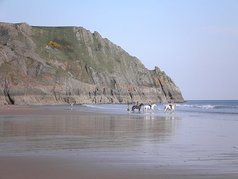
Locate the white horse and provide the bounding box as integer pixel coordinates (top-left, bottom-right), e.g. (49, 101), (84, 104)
(143, 104), (157, 112)
(164, 103), (176, 113)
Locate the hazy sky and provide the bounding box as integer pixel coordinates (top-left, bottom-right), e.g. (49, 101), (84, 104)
(1, 0), (237, 100)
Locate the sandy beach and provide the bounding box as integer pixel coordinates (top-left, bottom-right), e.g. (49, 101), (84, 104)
(1, 104), (238, 179)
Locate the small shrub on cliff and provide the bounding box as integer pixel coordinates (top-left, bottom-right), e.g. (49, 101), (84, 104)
(47, 40), (62, 49)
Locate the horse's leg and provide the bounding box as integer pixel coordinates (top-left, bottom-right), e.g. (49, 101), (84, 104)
(172, 106), (175, 113)
(144, 107), (147, 113)
(169, 106), (173, 113)
(164, 106), (171, 113)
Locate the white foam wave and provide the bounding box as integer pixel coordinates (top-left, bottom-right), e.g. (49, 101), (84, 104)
(176, 102), (238, 114)
(177, 104), (216, 110)
(82, 104), (105, 109)
(82, 104), (127, 111)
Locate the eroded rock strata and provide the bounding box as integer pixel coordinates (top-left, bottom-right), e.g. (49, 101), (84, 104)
(0, 22), (184, 105)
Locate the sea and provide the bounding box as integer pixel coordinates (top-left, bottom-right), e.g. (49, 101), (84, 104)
(72, 100), (238, 116)
(176, 100), (238, 115)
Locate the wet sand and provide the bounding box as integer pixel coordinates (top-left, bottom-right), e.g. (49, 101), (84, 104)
(1, 155), (237, 179)
(1, 105), (238, 179)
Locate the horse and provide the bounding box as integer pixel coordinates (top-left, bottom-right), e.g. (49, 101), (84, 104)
(164, 103), (176, 113)
(131, 103), (144, 112)
(143, 104), (157, 112)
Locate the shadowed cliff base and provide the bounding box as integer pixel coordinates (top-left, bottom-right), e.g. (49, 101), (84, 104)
(0, 22), (184, 105)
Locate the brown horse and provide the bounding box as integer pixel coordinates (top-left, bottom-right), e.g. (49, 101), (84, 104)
(131, 103), (144, 112)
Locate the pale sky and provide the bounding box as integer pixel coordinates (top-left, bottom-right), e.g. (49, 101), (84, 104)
(1, 0), (237, 100)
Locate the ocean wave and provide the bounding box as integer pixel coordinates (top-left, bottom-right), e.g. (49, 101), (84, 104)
(177, 104), (238, 110)
(82, 104), (105, 109)
(175, 101), (238, 115)
(82, 104), (127, 111)
(177, 104), (215, 109)
(213, 105), (238, 109)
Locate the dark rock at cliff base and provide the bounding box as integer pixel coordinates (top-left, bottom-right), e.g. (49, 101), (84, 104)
(0, 22), (184, 105)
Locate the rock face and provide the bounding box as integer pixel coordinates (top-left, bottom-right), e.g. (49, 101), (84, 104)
(0, 22), (184, 105)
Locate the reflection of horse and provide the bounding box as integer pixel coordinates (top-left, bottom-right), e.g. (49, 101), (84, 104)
(143, 104), (157, 112)
(131, 103), (144, 112)
(164, 103), (176, 113)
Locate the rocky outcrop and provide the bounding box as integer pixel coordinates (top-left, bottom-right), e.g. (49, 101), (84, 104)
(0, 22), (184, 105)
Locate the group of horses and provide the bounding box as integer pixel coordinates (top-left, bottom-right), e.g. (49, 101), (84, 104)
(130, 103), (176, 113)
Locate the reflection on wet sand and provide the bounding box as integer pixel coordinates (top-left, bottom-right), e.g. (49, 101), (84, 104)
(0, 112), (180, 153)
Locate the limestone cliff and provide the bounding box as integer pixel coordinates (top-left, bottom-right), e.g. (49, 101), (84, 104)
(0, 22), (184, 105)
